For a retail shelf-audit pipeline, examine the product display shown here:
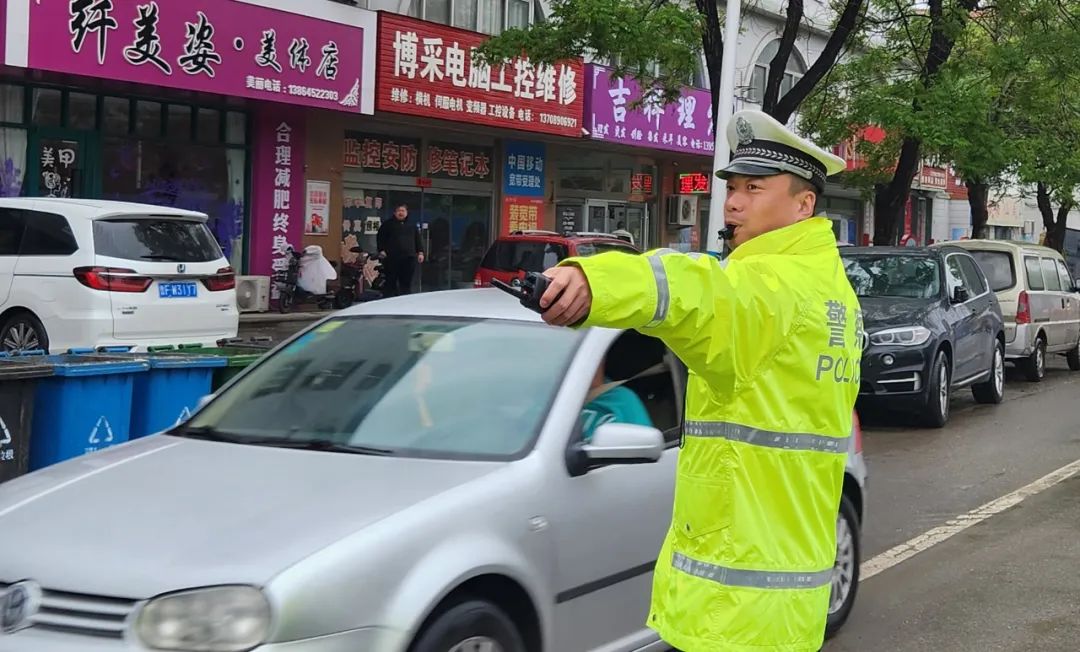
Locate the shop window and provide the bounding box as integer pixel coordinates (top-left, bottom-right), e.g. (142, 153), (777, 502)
(415, 0), (528, 33)
(225, 112), (246, 145)
(506, 0), (530, 28)
(0, 86), (24, 124)
(103, 97), (131, 136)
(68, 92), (97, 130)
(167, 105), (192, 141)
(0, 129), (27, 197)
(32, 89), (62, 127)
(197, 109), (221, 145)
(136, 101), (163, 138)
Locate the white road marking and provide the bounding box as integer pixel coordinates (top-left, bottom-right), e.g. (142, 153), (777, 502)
(861, 456), (1080, 581)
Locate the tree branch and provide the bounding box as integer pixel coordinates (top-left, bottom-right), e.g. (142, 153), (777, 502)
(763, 0), (803, 113)
(771, 0), (866, 123)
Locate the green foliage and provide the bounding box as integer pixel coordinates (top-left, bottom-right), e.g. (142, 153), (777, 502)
(473, 0), (703, 105)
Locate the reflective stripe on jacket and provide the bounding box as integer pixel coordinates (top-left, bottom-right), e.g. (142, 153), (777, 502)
(562, 217), (862, 651)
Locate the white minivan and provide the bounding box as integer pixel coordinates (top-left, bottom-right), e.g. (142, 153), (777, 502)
(0, 198), (239, 353)
(949, 239), (1080, 381)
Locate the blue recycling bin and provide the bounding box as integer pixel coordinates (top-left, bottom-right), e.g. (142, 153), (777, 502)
(128, 352), (227, 438)
(28, 353), (149, 471)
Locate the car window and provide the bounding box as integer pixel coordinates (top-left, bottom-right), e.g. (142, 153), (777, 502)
(1055, 259), (1074, 291)
(590, 242), (638, 255)
(956, 255), (988, 296)
(480, 241), (568, 273)
(579, 331), (681, 445)
(1024, 256), (1045, 291)
(183, 316), (583, 461)
(20, 210), (78, 256)
(969, 250), (1015, 292)
(944, 256), (969, 297)
(93, 218), (223, 262)
(1040, 258), (1061, 291)
(0, 208), (25, 256)
(841, 254), (940, 299)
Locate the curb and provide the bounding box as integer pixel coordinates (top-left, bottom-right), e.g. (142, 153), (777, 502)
(239, 312), (327, 324)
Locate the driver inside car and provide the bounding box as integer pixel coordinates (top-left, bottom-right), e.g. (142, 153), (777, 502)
(580, 356), (653, 442)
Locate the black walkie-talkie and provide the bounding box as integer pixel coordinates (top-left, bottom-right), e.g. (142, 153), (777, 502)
(718, 225), (735, 241)
(491, 273), (555, 314)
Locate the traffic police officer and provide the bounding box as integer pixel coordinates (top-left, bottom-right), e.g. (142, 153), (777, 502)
(540, 110), (863, 651)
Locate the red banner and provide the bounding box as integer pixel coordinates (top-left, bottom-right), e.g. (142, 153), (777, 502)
(502, 197), (544, 234)
(376, 14), (585, 137)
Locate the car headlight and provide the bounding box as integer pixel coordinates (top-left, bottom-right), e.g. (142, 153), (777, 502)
(135, 585), (271, 652)
(869, 326), (932, 347)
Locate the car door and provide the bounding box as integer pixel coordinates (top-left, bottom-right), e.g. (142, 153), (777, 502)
(0, 208), (24, 305)
(547, 331), (681, 651)
(1037, 256), (1066, 349)
(955, 253), (997, 373)
(943, 254), (980, 382)
(1054, 258), (1080, 349)
(1022, 254), (1054, 345)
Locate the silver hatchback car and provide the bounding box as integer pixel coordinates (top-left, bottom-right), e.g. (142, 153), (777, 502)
(0, 289), (867, 652)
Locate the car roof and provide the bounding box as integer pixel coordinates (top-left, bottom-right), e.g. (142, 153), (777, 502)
(0, 198), (208, 221)
(840, 245), (935, 257)
(338, 288), (547, 322)
(498, 231), (635, 245)
(943, 239), (1059, 255)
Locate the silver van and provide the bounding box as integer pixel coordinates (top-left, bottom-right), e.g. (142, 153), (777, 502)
(947, 240), (1080, 380)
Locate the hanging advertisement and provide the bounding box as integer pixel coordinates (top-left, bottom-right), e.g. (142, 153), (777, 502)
(502, 196), (543, 234)
(249, 107), (305, 288)
(504, 140), (546, 198)
(305, 180), (331, 235)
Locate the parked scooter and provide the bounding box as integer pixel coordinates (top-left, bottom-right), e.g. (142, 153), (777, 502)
(334, 246), (386, 309)
(273, 245), (338, 313)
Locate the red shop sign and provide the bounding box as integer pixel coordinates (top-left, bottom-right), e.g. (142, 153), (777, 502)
(376, 14), (585, 137)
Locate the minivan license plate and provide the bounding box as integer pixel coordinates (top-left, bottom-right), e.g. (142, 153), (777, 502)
(159, 281), (198, 299)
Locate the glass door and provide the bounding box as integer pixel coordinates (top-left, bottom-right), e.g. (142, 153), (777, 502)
(417, 191), (492, 292)
(625, 204), (648, 248)
(26, 128), (99, 198)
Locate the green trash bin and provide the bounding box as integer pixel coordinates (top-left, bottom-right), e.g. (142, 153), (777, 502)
(163, 341), (272, 390)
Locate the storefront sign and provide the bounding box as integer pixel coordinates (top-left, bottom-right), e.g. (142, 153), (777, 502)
(343, 132), (422, 175)
(13, 0), (375, 114)
(678, 172), (711, 194)
(305, 180), (330, 235)
(630, 173), (654, 195)
(503, 196), (543, 234)
(250, 107), (305, 288)
(376, 14), (585, 137)
(919, 165), (948, 190)
(586, 65), (714, 156)
(558, 204), (581, 234)
(427, 141), (493, 181)
(37, 138), (80, 198)
(504, 141), (545, 197)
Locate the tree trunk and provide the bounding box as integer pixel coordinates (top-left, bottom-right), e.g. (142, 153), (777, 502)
(695, 0), (724, 131)
(1036, 182), (1071, 253)
(966, 180), (990, 239)
(873, 137), (922, 245)
(763, 0), (803, 114)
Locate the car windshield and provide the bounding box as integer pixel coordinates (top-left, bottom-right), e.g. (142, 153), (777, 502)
(480, 241), (568, 273)
(179, 316), (582, 460)
(94, 217), (223, 262)
(842, 254), (941, 299)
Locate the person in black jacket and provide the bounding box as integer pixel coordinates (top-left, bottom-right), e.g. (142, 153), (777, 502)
(377, 203), (425, 296)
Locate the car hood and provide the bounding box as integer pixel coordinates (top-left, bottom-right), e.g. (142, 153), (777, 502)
(859, 296), (937, 330)
(0, 436), (502, 598)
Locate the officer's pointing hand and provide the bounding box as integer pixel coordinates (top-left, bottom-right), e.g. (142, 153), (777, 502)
(540, 266), (591, 327)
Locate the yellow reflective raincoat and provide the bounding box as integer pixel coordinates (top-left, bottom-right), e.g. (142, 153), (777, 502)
(561, 217), (862, 651)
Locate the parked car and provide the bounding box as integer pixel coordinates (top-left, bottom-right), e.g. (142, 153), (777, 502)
(939, 240), (1080, 381)
(841, 246), (1005, 427)
(0, 198), (238, 354)
(0, 289), (866, 652)
(474, 230), (639, 288)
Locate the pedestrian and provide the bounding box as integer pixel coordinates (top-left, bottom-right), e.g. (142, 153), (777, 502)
(377, 203), (425, 296)
(538, 110), (863, 652)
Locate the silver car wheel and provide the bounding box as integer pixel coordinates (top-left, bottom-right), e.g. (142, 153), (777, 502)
(449, 636), (503, 652)
(1036, 344), (1045, 377)
(830, 511), (855, 614)
(993, 346), (1004, 395)
(938, 363), (949, 418)
(3, 322), (39, 352)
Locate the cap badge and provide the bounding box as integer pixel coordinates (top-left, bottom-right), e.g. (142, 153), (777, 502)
(735, 117), (754, 145)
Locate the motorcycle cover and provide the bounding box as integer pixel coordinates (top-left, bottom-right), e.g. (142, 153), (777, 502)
(298, 245), (337, 294)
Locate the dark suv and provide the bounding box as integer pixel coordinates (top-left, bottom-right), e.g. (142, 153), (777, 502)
(841, 246), (1006, 427)
(474, 231), (639, 288)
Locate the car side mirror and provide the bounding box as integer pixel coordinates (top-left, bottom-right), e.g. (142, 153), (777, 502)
(585, 423), (665, 463)
(952, 286), (970, 303)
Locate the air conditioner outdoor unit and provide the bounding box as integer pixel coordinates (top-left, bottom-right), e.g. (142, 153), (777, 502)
(676, 195), (698, 226)
(236, 276), (271, 313)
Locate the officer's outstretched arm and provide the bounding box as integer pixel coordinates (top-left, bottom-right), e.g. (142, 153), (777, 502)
(560, 249), (741, 388)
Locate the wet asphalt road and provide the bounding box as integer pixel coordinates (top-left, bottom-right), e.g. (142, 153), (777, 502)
(827, 357), (1080, 651)
(243, 314), (1080, 650)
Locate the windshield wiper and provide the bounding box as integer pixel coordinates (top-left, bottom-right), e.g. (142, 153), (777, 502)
(171, 424), (252, 443)
(248, 438), (397, 456)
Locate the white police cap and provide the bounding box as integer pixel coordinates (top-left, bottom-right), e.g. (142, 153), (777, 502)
(716, 110), (846, 192)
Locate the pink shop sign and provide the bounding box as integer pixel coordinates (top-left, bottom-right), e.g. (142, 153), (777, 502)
(13, 0), (374, 114)
(249, 106), (305, 285)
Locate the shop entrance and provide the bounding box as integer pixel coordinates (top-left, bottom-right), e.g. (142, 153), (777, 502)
(26, 128), (99, 198)
(584, 199), (650, 248)
(342, 185), (492, 292)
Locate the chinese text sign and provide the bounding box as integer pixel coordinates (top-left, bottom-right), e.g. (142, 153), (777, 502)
(377, 14), (584, 137)
(585, 65), (714, 156)
(23, 0), (370, 114)
(250, 106), (305, 285)
(343, 132), (422, 175)
(504, 141), (545, 197)
(502, 196), (543, 234)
